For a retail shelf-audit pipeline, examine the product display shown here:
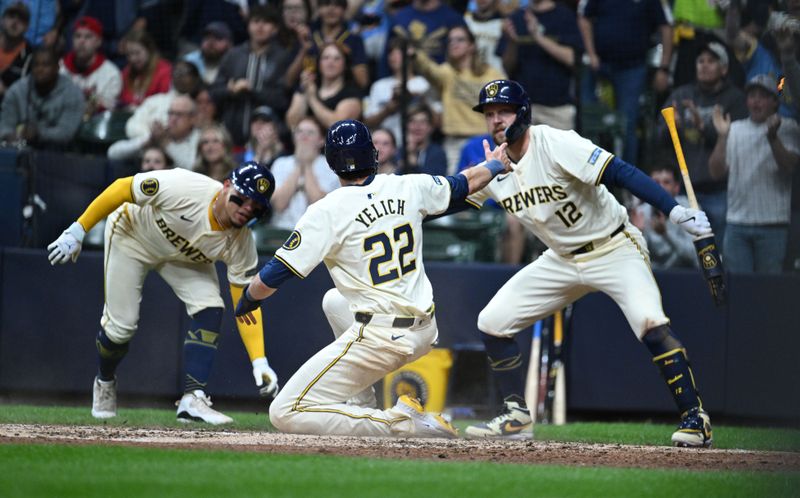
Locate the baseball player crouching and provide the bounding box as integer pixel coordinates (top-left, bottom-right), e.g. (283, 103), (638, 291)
(47, 162), (280, 424)
(235, 119), (511, 437)
(463, 80), (713, 447)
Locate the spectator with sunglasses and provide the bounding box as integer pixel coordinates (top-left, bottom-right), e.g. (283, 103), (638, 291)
(108, 94), (200, 170)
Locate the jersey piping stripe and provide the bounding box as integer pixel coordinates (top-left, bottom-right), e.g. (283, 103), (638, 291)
(594, 154), (615, 186)
(464, 198), (482, 209)
(291, 323), (367, 412)
(293, 406), (408, 426)
(274, 254), (305, 279)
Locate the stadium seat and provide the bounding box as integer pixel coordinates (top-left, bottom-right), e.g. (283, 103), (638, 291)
(251, 225), (293, 256)
(77, 110), (133, 154)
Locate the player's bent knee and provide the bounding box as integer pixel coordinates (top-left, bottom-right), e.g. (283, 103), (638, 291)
(102, 325), (135, 345)
(321, 288), (345, 314)
(268, 396), (292, 433)
(477, 308), (513, 337)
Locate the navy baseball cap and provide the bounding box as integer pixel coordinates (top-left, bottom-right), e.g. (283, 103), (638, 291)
(203, 21), (232, 41)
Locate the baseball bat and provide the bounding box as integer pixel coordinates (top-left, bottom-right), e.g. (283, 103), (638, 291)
(553, 306), (570, 425)
(661, 107), (728, 307)
(525, 321), (542, 423)
(537, 316), (552, 423)
(543, 310), (563, 424)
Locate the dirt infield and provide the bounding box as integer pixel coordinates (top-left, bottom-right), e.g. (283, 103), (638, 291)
(2, 423), (799, 472)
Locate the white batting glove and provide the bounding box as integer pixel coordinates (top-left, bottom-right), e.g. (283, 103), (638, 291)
(47, 222), (86, 265)
(252, 357), (279, 399)
(669, 205), (712, 237)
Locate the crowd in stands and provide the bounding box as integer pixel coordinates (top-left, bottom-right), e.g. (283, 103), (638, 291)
(0, 0), (797, 273)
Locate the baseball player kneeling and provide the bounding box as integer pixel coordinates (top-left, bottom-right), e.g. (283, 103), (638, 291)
(235, 119), (511, 438)
(47, 162), (280, 424)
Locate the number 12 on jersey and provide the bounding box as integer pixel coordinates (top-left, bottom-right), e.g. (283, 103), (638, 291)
(363, 223), (416, 285)
(555, 201), (583, 228)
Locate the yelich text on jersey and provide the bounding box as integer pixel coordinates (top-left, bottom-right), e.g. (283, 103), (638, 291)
(354, 198), (406, 228)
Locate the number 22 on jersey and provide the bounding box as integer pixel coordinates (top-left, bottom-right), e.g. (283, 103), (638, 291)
(363, 223), (416, 285)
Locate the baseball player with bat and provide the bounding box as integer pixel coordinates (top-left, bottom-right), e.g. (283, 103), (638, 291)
(47, 162), (280, 424)
(235, 119), (511, 437)
(463, 80), (713, 447)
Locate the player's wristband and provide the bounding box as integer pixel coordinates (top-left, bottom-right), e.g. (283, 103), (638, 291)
(484, 159), (505, 178)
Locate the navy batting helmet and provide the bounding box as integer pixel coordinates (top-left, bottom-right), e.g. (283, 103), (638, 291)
(473, 79), (531, 143)
(325, 120), (378, 177)
(229, 161), (274, 217)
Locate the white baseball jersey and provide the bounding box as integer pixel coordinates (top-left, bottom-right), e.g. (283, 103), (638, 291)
(267, 173), (451, 438)
(467, 126), (627, 254)
(121, 169), (258, 285)
(102, 169), (258, 342)
(471, 125), (668, 339)
(273, 174), (452, 317)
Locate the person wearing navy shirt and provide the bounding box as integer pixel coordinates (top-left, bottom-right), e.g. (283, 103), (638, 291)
(578, 0), (673, 163)
(379, 0), (465, 78)
(496, 0), (584, 130)
(308, 0), (370, 89)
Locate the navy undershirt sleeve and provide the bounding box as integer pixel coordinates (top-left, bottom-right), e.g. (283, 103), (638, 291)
(446, 173), (469, 202)
(423, 174), (478, 221)
(258, 257), (296, 289)
(600, 157), (678, 216)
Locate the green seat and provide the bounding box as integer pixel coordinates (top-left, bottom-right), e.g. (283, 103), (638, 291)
(422, 229), (478, 263)
(579, 102), (625, 157)
(252, 225), (294, 256)
(425, 209), (506, 263)
(77, 110), (133, 145)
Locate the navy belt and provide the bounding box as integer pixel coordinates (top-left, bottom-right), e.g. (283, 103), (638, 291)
(355, 307), (435, 328)
(571, 224), (625, 255)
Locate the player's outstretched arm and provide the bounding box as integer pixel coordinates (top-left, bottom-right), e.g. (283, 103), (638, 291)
(235, 275), (277, 326)
(47, 177), (134, 265)
(599, 157), (711, 238)
(230, 283), (279, 397)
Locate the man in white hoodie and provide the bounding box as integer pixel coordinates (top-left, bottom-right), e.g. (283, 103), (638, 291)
(59, 16), (121, 115)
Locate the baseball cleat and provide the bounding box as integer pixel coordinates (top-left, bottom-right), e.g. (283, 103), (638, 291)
(176, 390), (233, 425)
(394, 395), (458, 438)
(465, 395), (533, 439)
(672, 407), (713, 448)
(92, 376), (117, 419)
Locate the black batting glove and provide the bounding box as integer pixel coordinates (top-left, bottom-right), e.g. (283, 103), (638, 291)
(235, 285), (261, 318)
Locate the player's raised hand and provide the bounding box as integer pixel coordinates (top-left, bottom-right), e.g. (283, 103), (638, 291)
(252, 357), (279, 399)
(484, 139), (511, 172)
(47, 222), (86, 265)
(669, 205), (712, 237)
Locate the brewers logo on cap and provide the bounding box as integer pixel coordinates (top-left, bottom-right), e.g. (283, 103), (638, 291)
(141, 178), (159, 196)
(486, 82), (499, 97)
(257, 177), (270, 193)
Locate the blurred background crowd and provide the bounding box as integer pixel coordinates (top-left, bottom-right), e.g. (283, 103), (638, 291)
(0, 0), (797, 273)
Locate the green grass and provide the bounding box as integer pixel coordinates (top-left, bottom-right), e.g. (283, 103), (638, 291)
(2, 404), (799, 497)
(2, 404), (799, 452)
(0, 444), (798, 498)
